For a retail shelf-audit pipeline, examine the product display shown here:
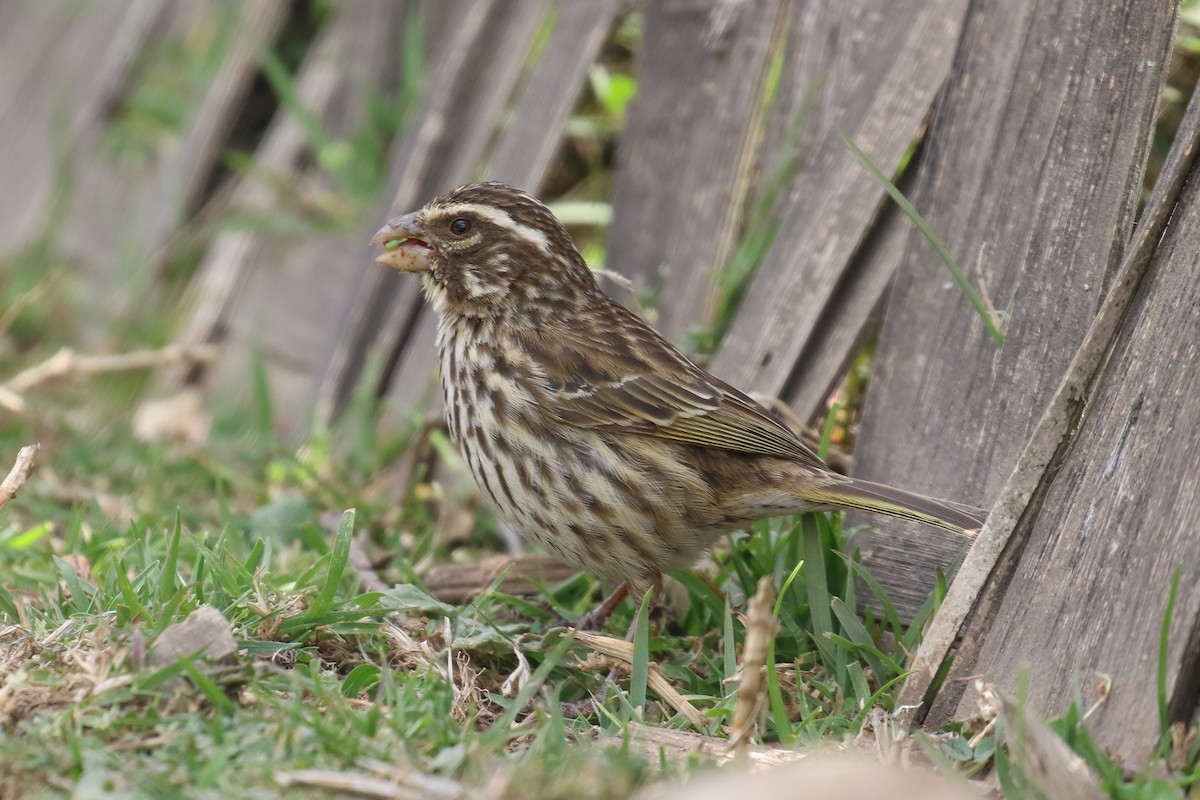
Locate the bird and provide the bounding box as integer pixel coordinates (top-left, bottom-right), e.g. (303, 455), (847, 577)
(371, 181), (983, 625)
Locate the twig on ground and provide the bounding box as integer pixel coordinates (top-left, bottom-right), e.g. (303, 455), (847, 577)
(422, 554), (576, 603)
(0, 344), (219, 413)
(0, 445), (39, 511)
(622, 722), (803, 768)
(276, 767), (463, 800)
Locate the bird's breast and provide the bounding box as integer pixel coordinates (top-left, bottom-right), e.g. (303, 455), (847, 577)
(434, 320), (731, 584)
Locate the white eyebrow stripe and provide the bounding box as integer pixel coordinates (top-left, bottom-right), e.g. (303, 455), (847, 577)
(436, 202), (551, 253)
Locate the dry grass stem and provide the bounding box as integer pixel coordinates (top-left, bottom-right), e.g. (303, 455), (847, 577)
(573, 631), (705, 728)
(0, 444), (39, 511)
(729, 576), (779, 753)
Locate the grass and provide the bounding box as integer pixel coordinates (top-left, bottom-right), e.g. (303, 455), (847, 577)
(12, 367), (1191, 797)
(0, 352), (956, 796)
(8, 380), (1193, 797)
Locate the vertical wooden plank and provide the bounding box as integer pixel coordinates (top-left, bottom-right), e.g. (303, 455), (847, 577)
(155, 0), (409, 428)
(708, 0), (966, 405)
(314, 0), (548, 420)
(488, 0), (623, 191)
(892, 73), (1200, 733)
(380, 0), (622, 414)
(603, 0), (786, 343)
(848, 0), (1174, 618)
(955, 154), (1200, 767)
(0, 0), (164, 255)
(55, 0), (288, 339)
(778, 152), (926, 423)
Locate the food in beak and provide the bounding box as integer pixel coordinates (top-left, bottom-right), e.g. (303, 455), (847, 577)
(371, 213), (433, 272)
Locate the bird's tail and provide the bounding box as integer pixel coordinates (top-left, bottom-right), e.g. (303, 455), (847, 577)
(808, 477), (986, 535)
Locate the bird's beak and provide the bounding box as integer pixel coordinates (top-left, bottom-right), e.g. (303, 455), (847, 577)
(371, 212), (434, 272)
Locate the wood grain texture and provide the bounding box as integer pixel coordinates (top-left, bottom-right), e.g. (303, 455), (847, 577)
(955, 148), (1200, 767)
(488, 1), (623, 191)
(894, 76), (1200, 731)
(780, 152), (924, 423)
(848, 0), (1174, 618)
(709, 0), (966, 400)
(604, 0), (786, 343)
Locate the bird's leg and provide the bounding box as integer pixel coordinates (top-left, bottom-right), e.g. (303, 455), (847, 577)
(563, 577), (662, 719)
(575, 582), (630, 631)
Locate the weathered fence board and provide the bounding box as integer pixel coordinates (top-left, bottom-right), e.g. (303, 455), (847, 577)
(603, 0), (786, 342)
(315, 0), (621, 420)
(848, 0), (1175, 618)
(488, 1), (624, 191)
(59, 1), (286, 340)
(891, 79), (1200, 742)
(777, 157), (922, 423)
(953, 137), (1200, 767)
(708, 0), (966, 416)
(315, 0), (544, 420)
(155, 0), (409, 426)
(381, 0), (622, 415)
(0, 1), (161, 255)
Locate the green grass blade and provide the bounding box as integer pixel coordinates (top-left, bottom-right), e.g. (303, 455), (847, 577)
(630, 588), (653, 715)
(160, 509), (182, 605)
(309, 509), (355, 620)
(180, 662), (239, 715)
(767, 557), (805, 747)
(765, 636), (795, 747)
(836, 127), (1004, 345)
(115, 559), (150, 623)
(801, 515), (840, 681)
(723, 594), (737, 691)
(54, 556), (96, 613)
(818, 401), (839, 461)
(1158, 564), (1182, 756)
(0, 583), (17, 618)
(830, 598), (887, 683)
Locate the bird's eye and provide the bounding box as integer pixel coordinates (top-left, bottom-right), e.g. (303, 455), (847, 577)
(449, 218), (472, 235)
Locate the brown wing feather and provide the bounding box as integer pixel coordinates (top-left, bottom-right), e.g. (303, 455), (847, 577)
(517, 300), (828, 472)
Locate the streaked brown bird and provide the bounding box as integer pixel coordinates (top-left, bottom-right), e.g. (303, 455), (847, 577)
(372, 182), (982, 622)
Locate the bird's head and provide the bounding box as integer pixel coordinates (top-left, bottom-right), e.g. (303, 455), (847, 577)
(372, 182), (597, 318)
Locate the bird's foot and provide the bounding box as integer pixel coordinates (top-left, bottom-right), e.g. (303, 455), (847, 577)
(572, 582), (631, 631)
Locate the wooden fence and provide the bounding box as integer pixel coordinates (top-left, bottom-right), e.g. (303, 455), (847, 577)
(1, 0), (1194, 768)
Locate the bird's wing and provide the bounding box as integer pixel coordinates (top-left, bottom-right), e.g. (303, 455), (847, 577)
(516, 307), (827, 471)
